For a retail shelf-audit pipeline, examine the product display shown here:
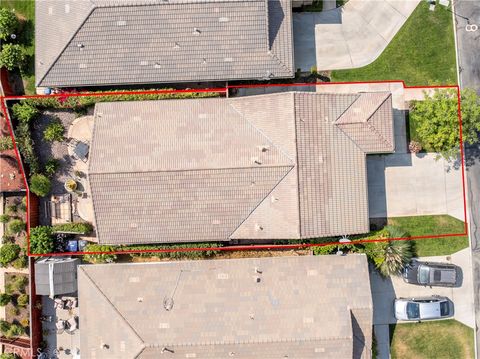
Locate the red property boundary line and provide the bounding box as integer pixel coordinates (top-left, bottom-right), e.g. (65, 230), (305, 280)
(0, 81), (468, 257)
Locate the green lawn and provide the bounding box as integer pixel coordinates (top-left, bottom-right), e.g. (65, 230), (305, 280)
(388, 215), (468, 256)
(331, 2), (457, 86)
(1, 0), (35, 94)
(390, 320), (474, 359)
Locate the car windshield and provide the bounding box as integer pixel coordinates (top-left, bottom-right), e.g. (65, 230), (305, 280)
(418, 266), (430, 284)
(440, 301), (450, 316)
(406, 302), (420, 319)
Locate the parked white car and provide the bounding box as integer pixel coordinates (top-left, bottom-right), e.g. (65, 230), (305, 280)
(394, 296), (454, 321)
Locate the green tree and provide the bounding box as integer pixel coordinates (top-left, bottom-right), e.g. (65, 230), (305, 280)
(410, 88), (480, 160)
(0, 214), (9, 223)
(0, 320), (10, 335)
(0, 292), (11, 306)
(29, 174), (51, 197)
(43, 121), (64, 142)
(12, 103), (39, 123)
(0, 44), (25, 71)
(29, 226), (54, 254)
(12, 255), (28, 270)
(0, 244), (21, 267)
(7, 219), (25, 234)
(0, 8), (18, 41)
(0, 136), (13, 151)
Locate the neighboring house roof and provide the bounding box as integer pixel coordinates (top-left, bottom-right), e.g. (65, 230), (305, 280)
(34, 257), (80, 297)
(35, 0), (294, 87)
(78, 254), (373, 359)
(88, 92), (394, 245)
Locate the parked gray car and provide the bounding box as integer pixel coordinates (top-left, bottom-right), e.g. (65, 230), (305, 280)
(402, 260), (459, 287)
(394, 296), (454, 321)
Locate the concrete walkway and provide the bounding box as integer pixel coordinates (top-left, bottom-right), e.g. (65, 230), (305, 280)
(368, 153), (465, 221)
(293, 0), (420, 71)
(371, 248), (474, 358)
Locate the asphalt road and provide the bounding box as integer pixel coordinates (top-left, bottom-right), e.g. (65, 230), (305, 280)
(454, 0), (480, 357)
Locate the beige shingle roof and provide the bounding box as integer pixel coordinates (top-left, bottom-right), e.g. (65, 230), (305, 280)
(88, 92), (394, 244)
(78, 255), (373, 359)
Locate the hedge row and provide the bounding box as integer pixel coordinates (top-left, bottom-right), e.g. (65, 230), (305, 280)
(82, 242), (223, 263)
(23, 89), (220, 110)
(52, 222), (93, 234)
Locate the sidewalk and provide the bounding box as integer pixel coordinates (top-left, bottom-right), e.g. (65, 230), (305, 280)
(293, 0), (420, 71)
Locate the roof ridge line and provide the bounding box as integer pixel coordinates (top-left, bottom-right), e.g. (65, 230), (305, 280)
(37, 3), (96, 86)
(89, 165), (295, 176)
(79, 267), (146, 354)
(363, 94), (394, 149)
(228, 164), (295, 239)
(228, 98), (296, 164)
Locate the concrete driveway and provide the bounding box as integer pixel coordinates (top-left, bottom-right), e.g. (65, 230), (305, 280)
(293, 0), (420, 71)
(371, 248), (474, 358)
(367, 153), (465, 221)
(370, 247), (474, 328)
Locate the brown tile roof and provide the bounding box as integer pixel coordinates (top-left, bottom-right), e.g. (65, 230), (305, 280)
(89, 92), (394, 244)
(78, 255), (373, 359)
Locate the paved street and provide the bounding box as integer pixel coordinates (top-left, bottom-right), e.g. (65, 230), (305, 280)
(454, 0), (480, 356)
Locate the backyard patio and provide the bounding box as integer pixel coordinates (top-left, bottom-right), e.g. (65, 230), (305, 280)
(33, 110), (95, 231)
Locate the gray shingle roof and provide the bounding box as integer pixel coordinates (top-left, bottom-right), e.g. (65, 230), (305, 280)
(88, 92), (394, 244)
(34, 257), (80, 297)
(78, 254), (373, 359)
(36, 0), (294, 87)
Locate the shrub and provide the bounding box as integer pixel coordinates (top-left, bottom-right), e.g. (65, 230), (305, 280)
(0, 353), (19, 359)
(7, 219), (25, 234)
(7, 306), (19, 317)
(44, 158), (59, 177)
(29, 174), (51, 197)
(0, 320), (10, 334)
(43, 121), (64, 142)
(53, 222), (93, 234)
(5, 204), (17, 215)
(11, 276), (28, 293)
(408, 140), (422, 154)
(12, 103), (39, 124)
(0, 136), (13, 151)
(0, 44), (25, 71)
(0, 214), (9, 223)
(12, 256), (28, 270)
(313, 244), (338, 255)
(5, 324), (23, 338)
(17, 294), (29, 307)
(15, 121), (40, 174)
(0, 8), (18, 41)
(29, 226), (54, 254)
(83, 245), (118, 263)
(0, 293), (11, 306)
(0, 244), (21, 267)
(20, 318), (29, 328)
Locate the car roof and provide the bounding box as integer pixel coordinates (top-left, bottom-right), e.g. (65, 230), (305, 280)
(418, 301), (442, 319)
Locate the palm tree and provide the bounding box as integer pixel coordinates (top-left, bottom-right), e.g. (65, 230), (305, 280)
(364, 226), (413, 277)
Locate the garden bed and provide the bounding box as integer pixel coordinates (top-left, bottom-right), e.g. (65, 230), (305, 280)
(1, 195), (28, 269)
(2, 273), (30, 339)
